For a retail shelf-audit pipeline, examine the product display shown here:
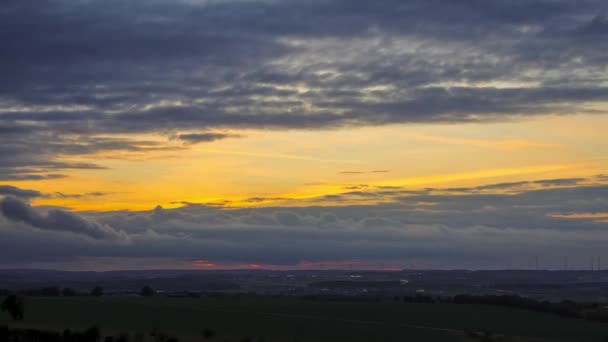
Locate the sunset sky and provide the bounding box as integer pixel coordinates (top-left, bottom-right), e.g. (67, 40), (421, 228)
(1, 0), (607, 270)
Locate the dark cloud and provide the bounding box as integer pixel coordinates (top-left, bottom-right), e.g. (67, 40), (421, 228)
(533, 178), (585, 187)
(0, 185), (42, 199)
(0, 173), (67, 182)
(245, 197), (289, 203)
(176, 132), (242, 144)
(342, 184), (369, 190)
(580, 14), (608, 35)
(435, 178), (586, 193)
(0, 197), (128, 241)
(0, 129), (182, 180)
(273, 211), (303, 226)
(50, 192), (110, 199)
(1, 0), (607, 177)
(474, 181), (530, 191)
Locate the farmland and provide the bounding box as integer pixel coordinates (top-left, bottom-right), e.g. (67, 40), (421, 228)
(3, 296), (608, 341)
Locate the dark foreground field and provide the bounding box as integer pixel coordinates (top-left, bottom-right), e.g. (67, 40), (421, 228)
(2, 297), (608, 342)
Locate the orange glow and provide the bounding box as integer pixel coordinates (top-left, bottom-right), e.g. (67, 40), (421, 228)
(548, 213), (608, 220)
(4, 114), (607, 212)
(193, 260), (217, 268)
(185, 259), (408, 270)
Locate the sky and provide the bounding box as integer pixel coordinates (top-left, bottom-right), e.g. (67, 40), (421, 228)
(1, 0), (608, 271)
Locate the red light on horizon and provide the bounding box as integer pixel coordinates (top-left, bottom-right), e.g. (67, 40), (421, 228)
(193, 260), (217, 268)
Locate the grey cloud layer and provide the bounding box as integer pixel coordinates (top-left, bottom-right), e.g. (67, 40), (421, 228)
(0, 197), (128, 242)
(1, 0), (608, 178)
(175, 132), (242, 144)
(0, 178), (607, 268)
(0, 185), (41, 199)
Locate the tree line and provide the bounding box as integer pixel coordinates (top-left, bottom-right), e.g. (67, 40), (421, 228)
(3, 287), (608, 329)
(450, 294), (608, 323)
(0, 325), (182, 342)
(1, 286), (156, 298)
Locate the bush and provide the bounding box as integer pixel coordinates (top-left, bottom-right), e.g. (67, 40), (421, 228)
(91, 286), (104, 297)
(141, 286), (155, 297)
(202, 328), (216, 339)
(1, 294), (25, 320)
(62, 288), (77, 296)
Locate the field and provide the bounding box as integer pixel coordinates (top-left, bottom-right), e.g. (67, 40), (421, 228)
(2, 297), (608, 342)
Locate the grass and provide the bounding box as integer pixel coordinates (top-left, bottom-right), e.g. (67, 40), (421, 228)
(2, 296), (608, 341)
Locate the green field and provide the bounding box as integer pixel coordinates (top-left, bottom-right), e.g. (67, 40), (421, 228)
(2, 297), (608, 342)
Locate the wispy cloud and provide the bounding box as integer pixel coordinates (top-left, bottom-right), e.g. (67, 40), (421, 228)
(403, 133), (562, 150)
(548, 212), (608, 221)
(199, 149), (360, 164)
(173, 132), (243, 144)
(338, 170), (391, 175)
(376, 163), (577, 188)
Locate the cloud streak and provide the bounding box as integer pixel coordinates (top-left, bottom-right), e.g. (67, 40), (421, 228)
(0, 185), (41, 199)
(175, 132), (242, 144)
(0, 197), (128, 242)
(403, 134), (563, 150)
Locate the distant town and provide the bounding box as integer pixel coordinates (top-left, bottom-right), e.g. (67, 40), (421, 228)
(2, 269), (608, 303)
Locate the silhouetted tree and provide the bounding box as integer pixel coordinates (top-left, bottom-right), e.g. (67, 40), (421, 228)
(84, 326), (101, 342)
(202, 328), (216, 339)
(116, 333), (129, 342)
(63, 329), (73, 341)
(150, 329), (180, 342)
(1, 294), (24, 320)
(140, 286), (155, 297)
(0, 325), (9, 340)
(22, 287), (61, 296)
(91, 286), (104, 297)
(62, 287), (77, 296)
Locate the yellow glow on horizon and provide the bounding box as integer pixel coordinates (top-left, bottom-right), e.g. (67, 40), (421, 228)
(3, 113), (605, 212)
